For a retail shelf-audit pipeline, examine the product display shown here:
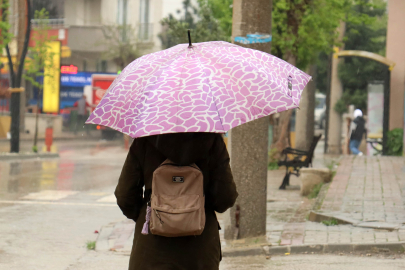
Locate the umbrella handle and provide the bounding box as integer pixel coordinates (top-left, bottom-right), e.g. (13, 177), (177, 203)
(188, 29), (192, 47)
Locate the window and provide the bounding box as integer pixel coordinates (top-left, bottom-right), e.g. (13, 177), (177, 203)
(139, 0), (150, 41)
(101, 61), (108, 73)
(117, 0), (128, 25)
(139, 0), (150, 24)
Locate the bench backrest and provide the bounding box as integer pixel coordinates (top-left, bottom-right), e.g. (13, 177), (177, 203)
(306, 134), (322, 166)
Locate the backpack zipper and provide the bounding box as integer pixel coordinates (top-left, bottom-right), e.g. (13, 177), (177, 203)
(154, 209), (164, 225)
(158, 163), (202, 172)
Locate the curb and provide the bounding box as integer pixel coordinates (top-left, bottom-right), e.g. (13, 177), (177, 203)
(0, 152), (60, 160)
(0, 135), (102, 142)
(222, 242), (405, 257)
(308, 211), (403, 231)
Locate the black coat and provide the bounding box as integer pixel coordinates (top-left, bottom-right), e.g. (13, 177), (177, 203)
(350, 116), (366, 141)
(115, 133), (238, 270)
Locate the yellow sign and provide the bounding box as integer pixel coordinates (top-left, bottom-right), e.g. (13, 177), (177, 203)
(43, 41), (61, 113)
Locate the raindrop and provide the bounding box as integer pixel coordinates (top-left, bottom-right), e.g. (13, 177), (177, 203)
(82, 134), (84, 136)
(357, 68), (360, 74)
(82, 125), (85, 129)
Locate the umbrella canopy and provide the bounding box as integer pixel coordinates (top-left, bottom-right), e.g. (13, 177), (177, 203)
(86, 41), (311, 138)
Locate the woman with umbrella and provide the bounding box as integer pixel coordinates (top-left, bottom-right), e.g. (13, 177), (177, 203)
(86, 32), (311, 269)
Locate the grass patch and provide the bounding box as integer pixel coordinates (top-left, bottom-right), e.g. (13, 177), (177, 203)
(307, 183), (323, 199)
(86, 241), (96, 250)
(268, 161), (279, 170)
(326, 160), (338, 179)
(268, 148), (279, 171)
(321, 218), (338, 226)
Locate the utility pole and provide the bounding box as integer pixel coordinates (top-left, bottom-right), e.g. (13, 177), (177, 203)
(7, 0), (32, 153)
(224, 0), (272, 240)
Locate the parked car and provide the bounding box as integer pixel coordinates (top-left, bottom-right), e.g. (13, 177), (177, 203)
(315, 93), (326, 129)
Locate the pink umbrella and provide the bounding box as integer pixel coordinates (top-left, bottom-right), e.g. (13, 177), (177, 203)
(86, 40), (311, 138)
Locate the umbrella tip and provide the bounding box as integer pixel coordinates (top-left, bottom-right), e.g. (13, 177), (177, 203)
(188, 29), (192, 47)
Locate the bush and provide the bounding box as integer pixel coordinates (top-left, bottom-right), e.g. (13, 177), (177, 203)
(386, 128), (403, 156)
(334, 89), (367, 115)
(268, 148), (279, 170)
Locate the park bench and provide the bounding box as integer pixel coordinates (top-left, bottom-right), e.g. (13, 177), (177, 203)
(366, 133), (382, 155)
(278, 134), (322, 190)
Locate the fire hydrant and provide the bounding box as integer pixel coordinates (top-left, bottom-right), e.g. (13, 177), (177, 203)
(45, 119), (53, 152)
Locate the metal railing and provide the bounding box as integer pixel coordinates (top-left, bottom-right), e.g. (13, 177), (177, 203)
(31, 18), (65, 29)
(138, 23), (154, 42)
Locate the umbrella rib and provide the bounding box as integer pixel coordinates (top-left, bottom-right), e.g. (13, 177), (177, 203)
(191, 47), (226, 132)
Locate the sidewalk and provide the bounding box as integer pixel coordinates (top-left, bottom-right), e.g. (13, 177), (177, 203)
(95, 154), (405, 255)
(264, 156), (405, 248)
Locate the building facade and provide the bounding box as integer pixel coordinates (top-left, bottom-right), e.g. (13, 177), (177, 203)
(63, 0), (164, 73)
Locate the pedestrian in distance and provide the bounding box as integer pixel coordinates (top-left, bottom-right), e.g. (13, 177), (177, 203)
(115, 132), (238, 270)
(73, 95), (92, 135)
(349, 109), (367, 156)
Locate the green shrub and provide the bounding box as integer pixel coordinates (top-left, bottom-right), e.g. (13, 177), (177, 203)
(268, 161), (279, 171)
(268, 148), (279, 170)
(334, 89), (367, 115)
(322, 218), (338, 226)
(387, 128), (403, 156)
(86, 241), (96, 250)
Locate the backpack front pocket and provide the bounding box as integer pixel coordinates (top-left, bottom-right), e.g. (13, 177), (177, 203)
(150, 194), (205, 237)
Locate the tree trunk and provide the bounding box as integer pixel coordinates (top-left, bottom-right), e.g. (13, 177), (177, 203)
(9, 0), (31, 153)
(271, 54), (296, 155)
(295, 64), (316, 150)
(327, 21), (346, 154)
(224, 0), (272, 240)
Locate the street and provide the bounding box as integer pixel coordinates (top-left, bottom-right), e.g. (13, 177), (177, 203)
(0, 139), (126, 270)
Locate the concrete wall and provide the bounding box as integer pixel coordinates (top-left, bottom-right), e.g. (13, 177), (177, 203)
(85, 0), (102, 25)
(386, 0), (405, 130)
(65, 0), (85, 26)
(101, 0), (117, 25)
(65, 0), (102, 26)
(65, 0), (165, 69)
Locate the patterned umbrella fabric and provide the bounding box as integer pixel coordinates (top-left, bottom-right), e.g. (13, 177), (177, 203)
(86, 41), (311, 138)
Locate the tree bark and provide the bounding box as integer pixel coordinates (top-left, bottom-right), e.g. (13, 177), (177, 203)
(295, 64), (316, 150)
(224, 0), (272, 240)
(327, 21), (346, 154)
(9, 0), (31, 153)
(271, 54), (296, 155)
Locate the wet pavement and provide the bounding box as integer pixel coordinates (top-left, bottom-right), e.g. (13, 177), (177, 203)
(2, 138), (405, 269)
(0, 139), (128, 270)
(0, 140), (126, 201)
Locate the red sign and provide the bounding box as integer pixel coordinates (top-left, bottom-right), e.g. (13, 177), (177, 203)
(61, 65), (78, 74)
(92, 75), (117, 108)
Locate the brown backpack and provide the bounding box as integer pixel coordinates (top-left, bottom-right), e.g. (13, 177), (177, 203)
(141, 159), (206, 237)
